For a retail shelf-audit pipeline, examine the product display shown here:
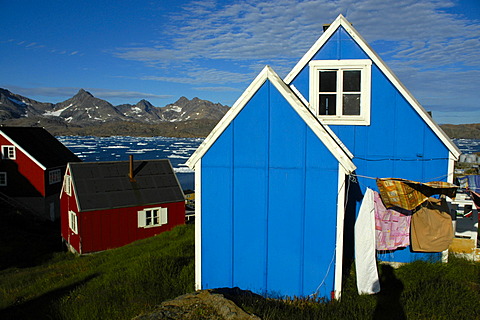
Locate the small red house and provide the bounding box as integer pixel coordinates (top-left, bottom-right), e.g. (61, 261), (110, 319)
(60, 157), (185, 254)
(0, 126), (81, 220)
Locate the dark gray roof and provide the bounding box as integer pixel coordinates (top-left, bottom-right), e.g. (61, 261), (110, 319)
(0, 126), (81, 168)
(69, 159), (184, 212)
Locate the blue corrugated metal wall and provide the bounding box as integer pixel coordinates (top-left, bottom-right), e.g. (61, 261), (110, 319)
(201, 80), (343, 298)
(291, 27), (449, 263)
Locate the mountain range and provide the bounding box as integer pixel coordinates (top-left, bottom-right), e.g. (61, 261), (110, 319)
(0, 88), (229, 124)
(1, 87), (478, 139)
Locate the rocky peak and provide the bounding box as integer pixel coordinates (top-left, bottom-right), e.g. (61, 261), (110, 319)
(173, 96), (190, 106)
(71, 89), (94, 102)
(136, 99), (154, 111)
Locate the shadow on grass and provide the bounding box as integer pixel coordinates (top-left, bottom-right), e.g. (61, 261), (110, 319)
(0, 207), (65, 270)
(373, 265), (406, 320)
(0, 273), (98, 320)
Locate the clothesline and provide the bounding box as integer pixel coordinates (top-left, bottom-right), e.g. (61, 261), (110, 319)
(349, 172), (454, 183)
(355, 157), (450, 162)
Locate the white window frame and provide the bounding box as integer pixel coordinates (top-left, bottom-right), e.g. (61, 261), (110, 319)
(309, 59), (371, 125)
(69, 210), (78, 234)
(1, 145), (16, 160)
(138, 207), (168, 228)
(49, 169), (62, 185)
(64, 175), (72, 196)
(0, 172), (6, 186)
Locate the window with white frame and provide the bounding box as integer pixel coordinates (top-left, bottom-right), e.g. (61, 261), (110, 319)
(137, 207), (168, 228)
(309, 59), (371, 125)
(0, 172), (6, 186)
(49, 169), (62, 185)
(64, 175), (72, 196)
(69, 210), (78, 234)
(1, 145), (16, 159)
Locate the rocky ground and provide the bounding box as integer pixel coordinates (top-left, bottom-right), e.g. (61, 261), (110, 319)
(133, 288), (262, 320)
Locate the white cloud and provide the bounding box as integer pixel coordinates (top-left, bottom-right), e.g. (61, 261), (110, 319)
(110, 0), (480, 121)
(194, 86), (242, 92)
(141, 67), (254, 85)
(2, 86), (172, 102)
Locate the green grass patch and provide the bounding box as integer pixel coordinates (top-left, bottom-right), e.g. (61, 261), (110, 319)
(0, 224), (194, 320)
(1, 221), (479, 320)
(230, 257), (480, 320)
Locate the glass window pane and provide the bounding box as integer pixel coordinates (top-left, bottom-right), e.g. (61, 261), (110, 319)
(343, 71), (361, 92)
(319, 71), (336, 92)
(343, 94), (361, 115)
(146, 210), (152, 225)
(319, 94), (336, 115)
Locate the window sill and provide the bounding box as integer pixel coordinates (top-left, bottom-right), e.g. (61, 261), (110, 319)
(317, 116), (370, 126)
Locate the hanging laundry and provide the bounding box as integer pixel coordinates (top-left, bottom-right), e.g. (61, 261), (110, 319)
(410, 197), (454, 252)
(355, 188), (380, 295)
(376, 178), (457, 211)
(373, 191), (411, 251)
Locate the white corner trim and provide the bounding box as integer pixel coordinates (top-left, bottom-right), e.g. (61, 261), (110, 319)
(333, 165), (348, 300)
(67, 164), (83, 212)
(447, 152), (456, 184)
(194, 159), (202, 291)
(0, 131), (47, 170)
(290, 84), (309, 107)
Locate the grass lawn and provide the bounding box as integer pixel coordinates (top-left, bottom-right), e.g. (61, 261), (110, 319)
(0, 224), (195, 320)
(0, 211), (479, 320)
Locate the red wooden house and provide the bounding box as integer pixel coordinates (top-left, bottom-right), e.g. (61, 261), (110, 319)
(60, 156), (185, 254)
(0, 126), (81, 220)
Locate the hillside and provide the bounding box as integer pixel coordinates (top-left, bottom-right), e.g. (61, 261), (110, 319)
(440, 123), (480, 139)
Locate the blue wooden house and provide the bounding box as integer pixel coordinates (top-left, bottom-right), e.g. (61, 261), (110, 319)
(187, 14), (460, 299)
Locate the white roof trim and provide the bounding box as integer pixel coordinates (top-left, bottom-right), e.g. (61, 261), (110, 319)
(0, 131), (46, 170)
(284, 14), (460, 159)
(62, 163), (83, 212)
(186, 65), (356, 174)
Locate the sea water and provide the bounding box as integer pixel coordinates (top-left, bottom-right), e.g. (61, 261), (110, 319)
(57, 136), (203, 190)
(58, 136), (480, 191)
(453, 139), (480, 154)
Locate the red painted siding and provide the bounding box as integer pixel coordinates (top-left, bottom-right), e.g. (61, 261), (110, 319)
(0, 135), (46, 196)
(78, 201), (185, 254)
(60, 180), (185, 254)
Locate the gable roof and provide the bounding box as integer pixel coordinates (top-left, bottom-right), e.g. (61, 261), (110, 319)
(186, 65), (356, 173)
(0, 126), (81, 170)
(284, 14), (460, 159)
(68, 159), (184, 212)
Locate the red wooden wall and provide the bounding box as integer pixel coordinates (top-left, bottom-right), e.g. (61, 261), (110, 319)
(61, 183), (185, 254)
(0, 136), (46, 197)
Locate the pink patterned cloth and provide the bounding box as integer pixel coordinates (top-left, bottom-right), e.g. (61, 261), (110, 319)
(373, 191), (411, 251)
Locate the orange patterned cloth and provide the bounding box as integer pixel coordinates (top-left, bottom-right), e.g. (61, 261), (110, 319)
(376, 178), (457, 211)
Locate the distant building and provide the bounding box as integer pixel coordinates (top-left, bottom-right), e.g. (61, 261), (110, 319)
(459, 154), (479, 163)
(0, 126), (81, 220)
(60, 157), (185, 254)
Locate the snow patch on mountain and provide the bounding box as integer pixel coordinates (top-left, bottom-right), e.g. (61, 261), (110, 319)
(43, 104), (73, 117)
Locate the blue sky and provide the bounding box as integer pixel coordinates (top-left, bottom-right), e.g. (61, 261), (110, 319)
(1, 0), (479, 124)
